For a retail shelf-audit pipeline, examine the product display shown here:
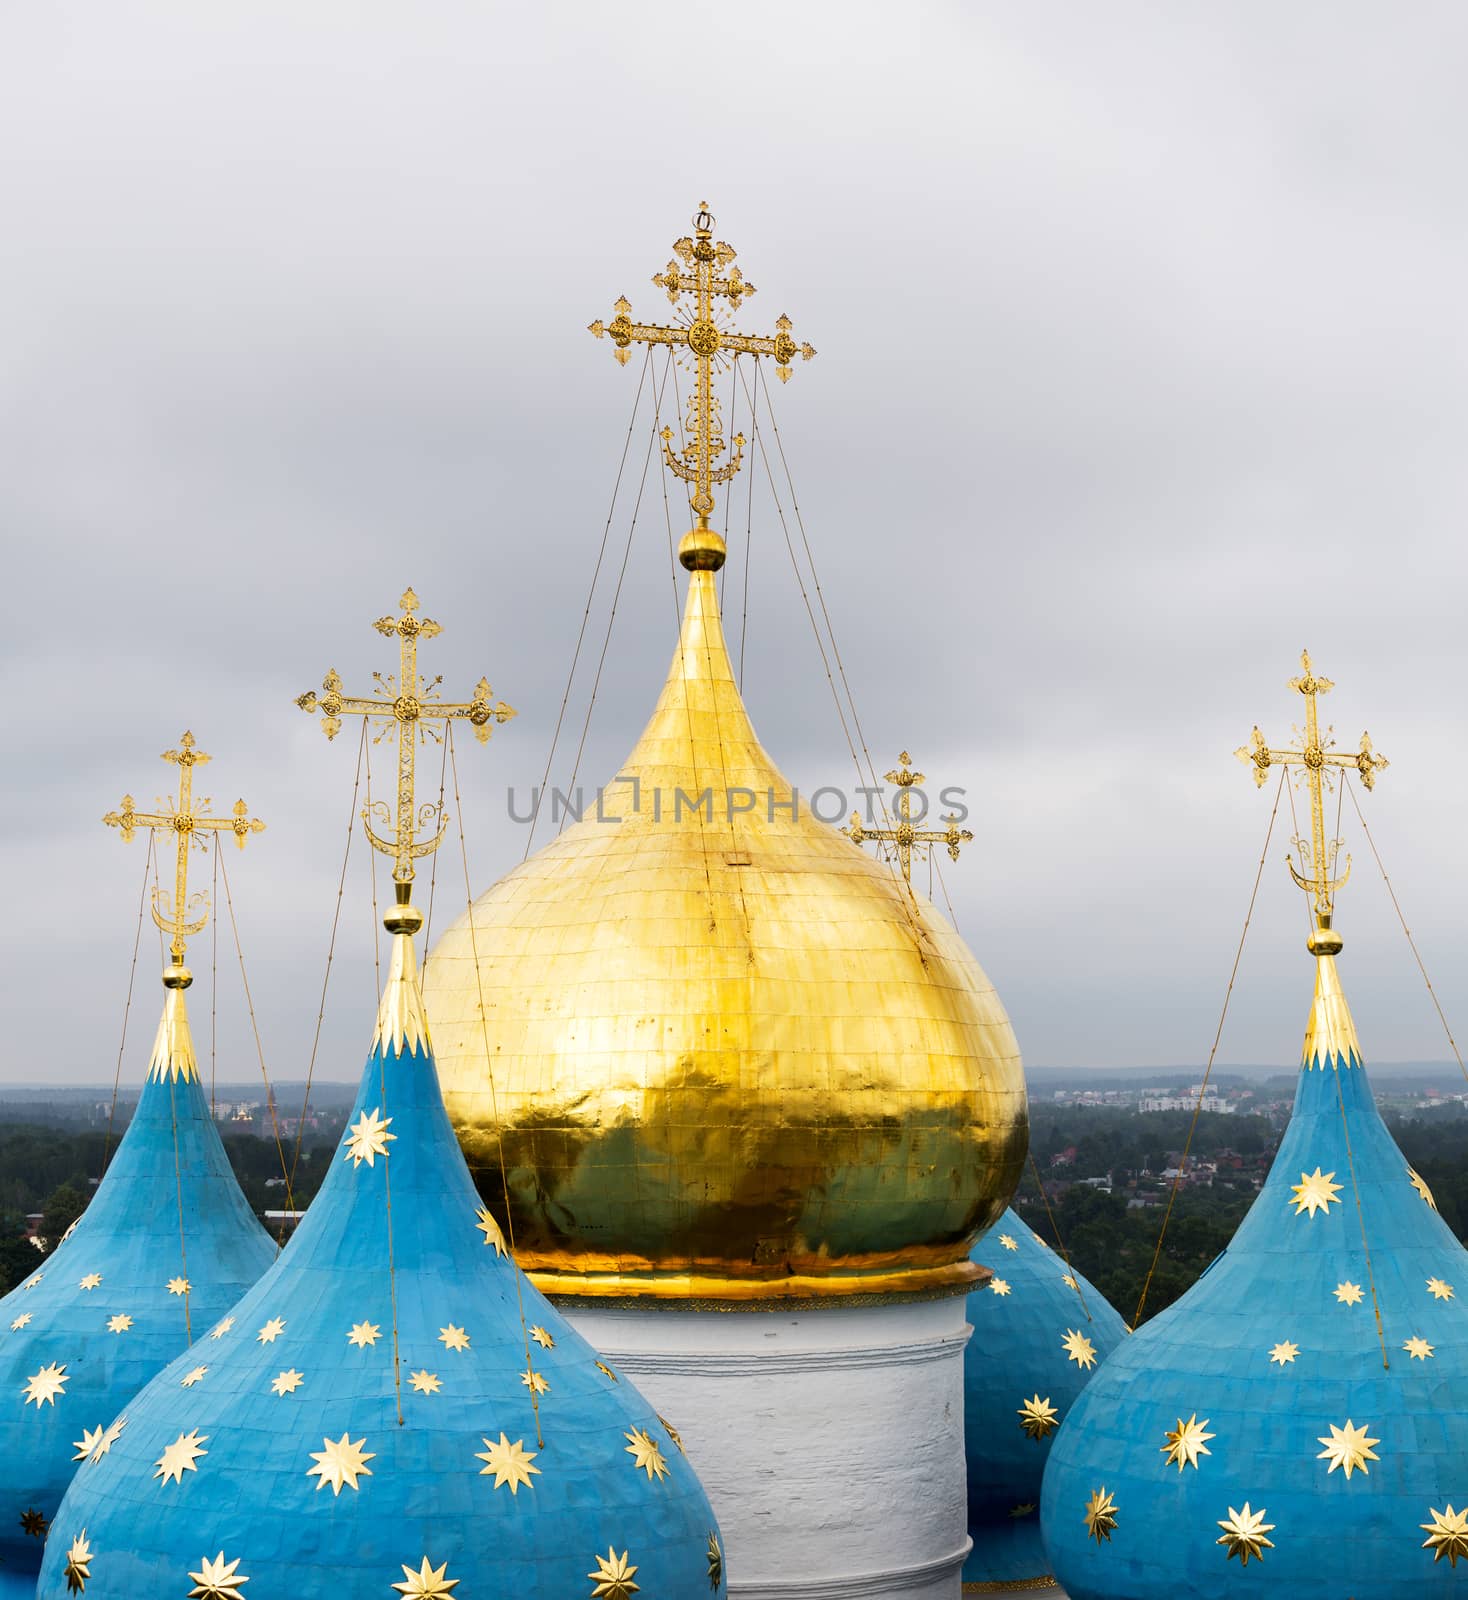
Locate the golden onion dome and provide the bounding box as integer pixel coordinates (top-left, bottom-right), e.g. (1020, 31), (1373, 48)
(425, 537), (1027, 1302)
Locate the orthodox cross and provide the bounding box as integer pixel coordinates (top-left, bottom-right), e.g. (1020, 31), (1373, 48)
(1236, 649), (1388, 924)
(589, 202), (816, 528)
(296, 588), (514, 891)
(845, 752), (973, 885)
(103, 732), (265, 964)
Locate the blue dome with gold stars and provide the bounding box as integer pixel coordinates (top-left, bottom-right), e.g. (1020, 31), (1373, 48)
(1040, 937), (1468, 1598)
(963, 1207), (1127, 1591)
(0, 978), (273, 1596)
(38, 909), (723, 1600)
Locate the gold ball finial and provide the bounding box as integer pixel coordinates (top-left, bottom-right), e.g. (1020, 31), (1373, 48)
(1307, 915), (1343, 957)
(678, 527), (727, 571)
(384, 880), (425, 936)
(162, 963), (193, 990)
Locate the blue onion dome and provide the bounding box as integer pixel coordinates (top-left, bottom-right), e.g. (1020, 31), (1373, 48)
(1040, 927), (1468, 1598)
(0, 968), (273, 1597)
(38, 896), (723, 1600)
(963, 1207), (1127, 1593)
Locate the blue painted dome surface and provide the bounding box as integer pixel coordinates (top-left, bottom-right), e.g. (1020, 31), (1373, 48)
(0, 985), (273, 1589)
(1041, 950), (1468, 1598)
(963, 1207), (1127, 1590)
(38, 930), (723, 1599)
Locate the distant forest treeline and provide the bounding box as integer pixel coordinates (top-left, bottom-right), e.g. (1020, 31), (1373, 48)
(2, 1102), (1466, 1317)
(1015, 1102), (1468, 1322)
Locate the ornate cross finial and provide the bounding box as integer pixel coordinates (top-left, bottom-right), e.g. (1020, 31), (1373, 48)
(296, 588), (514, 897)
(1235, 649), (1388, 936)
(103, 732), (265, 968)
(845, 751), (973, 886)
(589, 202), (815, 531)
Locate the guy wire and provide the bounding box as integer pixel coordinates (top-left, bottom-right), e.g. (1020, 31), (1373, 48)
(1344, 781), (1468, 1083)
(104, 831), (157, 1176)
(553, 349), (677, 842)
(287, 719), (368, 1200)
(1133, 766), (1284, 1329)
(521, 346), (655, 862)
(217, 845), (296, 1222)
(448, 724), (545, 1448)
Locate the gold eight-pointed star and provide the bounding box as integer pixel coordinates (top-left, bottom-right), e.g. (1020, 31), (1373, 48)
(477, 1432), (541, 1494)
(24, 1362), (69, 1408)
(439, 1325), (471, 1353)
(180, 1366), (208, 1388)
(1084, 1486), (1118, 1544)
(530, 1325), (555, 1349)
(168, 1276), (191, 1296)
(1269, 1341), (1299, 1365)
(1161, 1414), (1214, 1471)
(64, 1529), (93, 1593)
(155, 1429), (209, 1485)
(272, 1369), (305, 1396)
(1217, 1502), (1274, 1565)
(990, 1277), (1011, 1297)
(625, 1428), (670, 1481)
(476, 1207), (508, 1257)
(1405, 1336), (1436, 1360)
(1018, 1395), (1059, 1440)
(1290, 1167), (1343, 1218)
(72, 1425), (107, 1462)
(410, 1370), (442, 1395)
(1317, 1419), (1380, 1480)
(106, 1314), (133, 1334)
(1062, 1329), (1097, 1370)
(307, 1432), (375, 1495)
(999, 1234), (1018, 1251)
(257, 1317), (286, 1344)
(342, 1107), (396, 1168)
(392, 1557), (459, 1598)
(1409, 1167), (1438, 1208)
(589, 1547), (640, 1599)
(187, 1550), (250, 1599)
(1334, 1281), (1364, 1306)
(1423, 1505), (1468, 1567)
(89, 1418), (125, 1461)
(1428, 1277), (1455, 1301)
(348, 1321), (382, 1348)
(78, 1273), (102, 1292)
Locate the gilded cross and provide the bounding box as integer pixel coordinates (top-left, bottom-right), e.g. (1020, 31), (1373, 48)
(296, 588), (514, 889)
(845, 752), (973, 885)
(1236, 650), (1388, 924)
(589, 202), (815, 528)
(103, 732), (265, 964)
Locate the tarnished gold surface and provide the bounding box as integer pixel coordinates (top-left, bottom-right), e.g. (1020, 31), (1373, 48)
(588, 203), (815, 527)
(846, 751), (973, 883)
(1235, 650), (1387, 933)
(296, 588), (514, 889)
(425, 565), (1027, 1299)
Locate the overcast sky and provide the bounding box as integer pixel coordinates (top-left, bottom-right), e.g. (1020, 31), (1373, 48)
(4, 3), (1467, 1088)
